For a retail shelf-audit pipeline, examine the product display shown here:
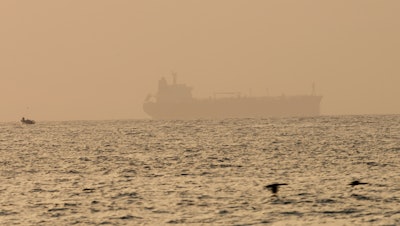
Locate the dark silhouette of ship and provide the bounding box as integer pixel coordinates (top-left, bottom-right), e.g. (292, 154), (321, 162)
(21, 117), (36, 124)
(143, 74), (322, 120)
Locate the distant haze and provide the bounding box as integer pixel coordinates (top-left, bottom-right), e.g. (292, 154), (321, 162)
(1, 1), (399, 122)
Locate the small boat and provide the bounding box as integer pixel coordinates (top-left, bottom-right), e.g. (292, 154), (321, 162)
(21, 117), (35, 124)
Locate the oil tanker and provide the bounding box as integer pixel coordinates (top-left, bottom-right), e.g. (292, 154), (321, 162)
(143, 75), (322, 119)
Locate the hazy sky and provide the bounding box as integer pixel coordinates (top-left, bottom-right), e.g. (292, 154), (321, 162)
(1, 1), (399, 121)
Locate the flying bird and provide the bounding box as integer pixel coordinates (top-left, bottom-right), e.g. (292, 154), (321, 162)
(349, 180), (368, 187)
(264, 183), (288, 194)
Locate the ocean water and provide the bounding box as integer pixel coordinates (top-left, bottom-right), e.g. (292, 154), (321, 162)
(0, 115), (399, 225)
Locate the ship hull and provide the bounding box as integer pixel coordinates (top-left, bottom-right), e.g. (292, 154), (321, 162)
(143, 95), (322, 120)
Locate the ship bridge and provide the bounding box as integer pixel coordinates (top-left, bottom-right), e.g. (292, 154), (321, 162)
(156, 76), (193, 103)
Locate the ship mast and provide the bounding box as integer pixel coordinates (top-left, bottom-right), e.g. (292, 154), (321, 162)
(172, 71), (177, 85)
(311, 82), (316, 96)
